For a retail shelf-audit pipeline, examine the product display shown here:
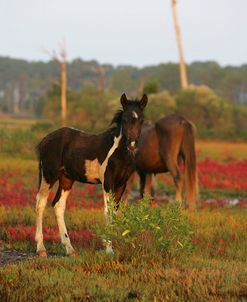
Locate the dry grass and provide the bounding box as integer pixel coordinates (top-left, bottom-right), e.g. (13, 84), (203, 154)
(196, 140), (247, 161)
(0, 134), (246, 301)
(0, 206), (247, 301)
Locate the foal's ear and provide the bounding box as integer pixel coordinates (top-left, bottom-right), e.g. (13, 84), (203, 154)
(140, 94), (148, 109)
(120, 93), (128, 109)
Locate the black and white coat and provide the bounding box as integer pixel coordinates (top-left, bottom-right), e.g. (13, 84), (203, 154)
(35, 94), (148, 256)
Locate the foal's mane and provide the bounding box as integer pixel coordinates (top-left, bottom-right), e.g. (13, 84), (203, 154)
(104, 110), (123, 136)
(110, 110), (123, 127)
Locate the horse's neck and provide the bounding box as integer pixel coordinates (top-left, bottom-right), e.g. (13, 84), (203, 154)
(96, 126), (123, 162)
(103, 124), (122, 141)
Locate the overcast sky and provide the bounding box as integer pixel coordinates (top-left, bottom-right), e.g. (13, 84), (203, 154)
(0, 0), (246, 67)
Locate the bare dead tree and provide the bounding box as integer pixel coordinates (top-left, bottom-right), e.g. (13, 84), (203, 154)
(171, 0), (188, 88)
(59, 40), (67, 125)
(43, 39), (67, 125)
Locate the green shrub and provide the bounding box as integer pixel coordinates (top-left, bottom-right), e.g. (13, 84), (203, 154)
(31, 122), (53, 132)
(143, 79), (160, 95)
(0, 129), (38, 159)
(145, 90), (176, 121)
(94, 196), (194, 257)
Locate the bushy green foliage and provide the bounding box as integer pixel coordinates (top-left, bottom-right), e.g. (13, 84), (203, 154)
(94, 196), (194, 257)
(145, 91), (176, 121)
(2, 56), (247, 115)
(0, 128), (38, 159)
(43, 86), (118, 131)
(143, 79), (160, 95)
(175, 85), (244, 139)
(30, 122), (53, 132)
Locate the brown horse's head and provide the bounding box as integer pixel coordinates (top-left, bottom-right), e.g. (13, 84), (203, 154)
(120, 93), (148, 152)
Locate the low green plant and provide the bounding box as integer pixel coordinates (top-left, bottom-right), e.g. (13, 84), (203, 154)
(94, 195), (194, 257)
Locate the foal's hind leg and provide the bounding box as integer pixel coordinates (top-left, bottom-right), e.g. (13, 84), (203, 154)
(35, 177), (51, 257)
(53, 176), (76, 256)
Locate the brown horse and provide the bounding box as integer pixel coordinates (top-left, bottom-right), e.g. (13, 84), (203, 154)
(35, 94), (148, 256)
(125, 114), (198, 209)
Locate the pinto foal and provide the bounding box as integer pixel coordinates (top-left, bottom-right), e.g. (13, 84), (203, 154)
(35, 94), (148, 256)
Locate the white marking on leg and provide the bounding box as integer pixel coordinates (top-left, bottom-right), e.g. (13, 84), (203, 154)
(103, 189), (114, 254)
(54, 189), (75, 255)
(35, 176), (50, 255)
(100, 131), (122, 254)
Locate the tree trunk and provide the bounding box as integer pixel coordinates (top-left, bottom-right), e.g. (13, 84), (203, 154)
(60, 46), (67, 126)
(171, 0), (188, 89)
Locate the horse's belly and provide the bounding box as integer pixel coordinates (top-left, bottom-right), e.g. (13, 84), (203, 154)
(136, 147), (165, 173)
(140, 162), (168, 174)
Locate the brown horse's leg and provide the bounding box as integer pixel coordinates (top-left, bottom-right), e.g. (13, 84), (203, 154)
(159, 134), (184, 205)
(144, 173), (154, 198)
(166, 161), (183, 204)
(174, 172), (183, 204)
(123, 172), (135, 204)
(139, 171), (146, 198)
(35, 176), (51, 257)
(114, 184), (127, 209)
(54, 175), (76, 256)
(170, 167), (183, 203)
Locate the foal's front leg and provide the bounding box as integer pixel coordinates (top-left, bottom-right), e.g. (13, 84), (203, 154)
(102, 184), (126, 254)
(102, 189), (114, 254)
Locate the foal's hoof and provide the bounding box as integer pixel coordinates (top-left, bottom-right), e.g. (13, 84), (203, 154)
(68, 250), (78, 257)
(106, 246), (114, 255)
(37, 250), (47, 257)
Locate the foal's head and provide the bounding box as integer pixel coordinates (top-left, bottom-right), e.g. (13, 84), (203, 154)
(120, 93), (148, 152)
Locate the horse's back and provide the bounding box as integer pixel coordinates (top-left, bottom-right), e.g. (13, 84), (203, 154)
(155, 114), (187, 133)
(37, 127), (80, 153)
(136, 114), (192, 173)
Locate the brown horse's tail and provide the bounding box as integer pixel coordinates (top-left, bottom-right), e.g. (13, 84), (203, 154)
(181, 120), (198, 210)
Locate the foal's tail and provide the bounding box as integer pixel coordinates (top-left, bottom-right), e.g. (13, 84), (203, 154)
(181, 120), (198, 210)
(38, 159), (42, 190)
(36, 142), (42, 191)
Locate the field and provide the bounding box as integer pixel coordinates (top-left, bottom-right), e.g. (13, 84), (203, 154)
(0, 135), (247, 301)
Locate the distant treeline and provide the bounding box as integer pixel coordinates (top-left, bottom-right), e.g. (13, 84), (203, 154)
(1, 84), (246, 162)
(0, 56), (247, 116)
(37, 85), (247, 141)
